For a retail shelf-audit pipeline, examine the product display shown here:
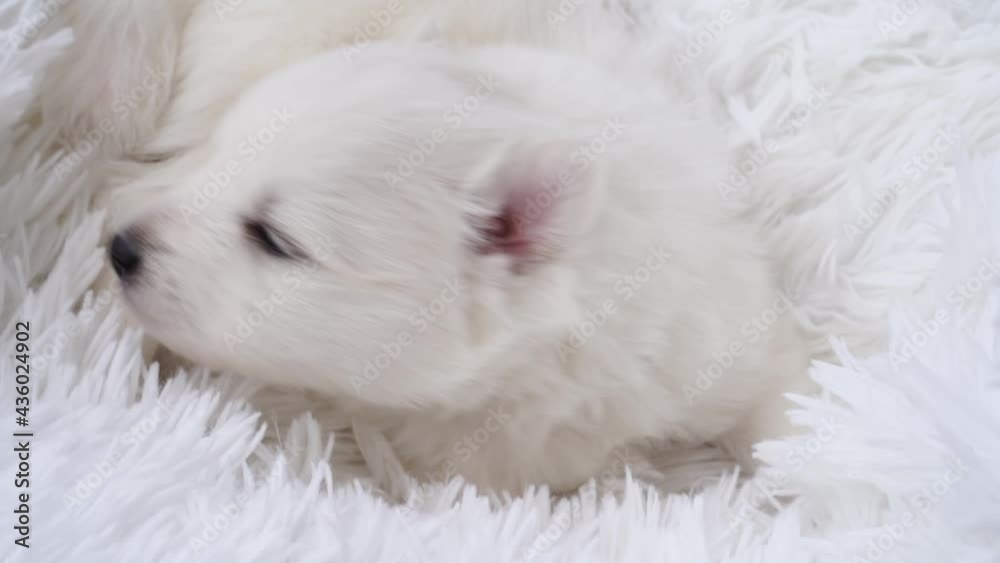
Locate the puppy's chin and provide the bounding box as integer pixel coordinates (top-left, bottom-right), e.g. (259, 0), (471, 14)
(120, 284), (175, 331)
(118, 281), (210, 363)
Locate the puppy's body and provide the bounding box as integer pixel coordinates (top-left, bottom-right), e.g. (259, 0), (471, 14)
(43, 1), (810, 494)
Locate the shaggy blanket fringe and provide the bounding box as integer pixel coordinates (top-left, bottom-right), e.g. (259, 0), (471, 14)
(1, 0), (999, 561)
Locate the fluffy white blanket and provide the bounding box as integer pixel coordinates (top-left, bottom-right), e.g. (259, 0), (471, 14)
(1, 0), (999, 561)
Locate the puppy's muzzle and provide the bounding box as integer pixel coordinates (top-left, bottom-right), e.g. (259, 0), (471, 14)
(109, 228), (143, 280)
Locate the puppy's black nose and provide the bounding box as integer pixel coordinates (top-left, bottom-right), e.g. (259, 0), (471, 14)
(109, 230), (143, 279)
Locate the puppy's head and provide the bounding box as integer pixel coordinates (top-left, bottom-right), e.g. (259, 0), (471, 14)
(110, 44), (610, 409)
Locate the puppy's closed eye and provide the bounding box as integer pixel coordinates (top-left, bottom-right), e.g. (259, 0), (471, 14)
(243, 218), (303, 259)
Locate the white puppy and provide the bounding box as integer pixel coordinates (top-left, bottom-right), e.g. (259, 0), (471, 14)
(97, 40), (812, 494)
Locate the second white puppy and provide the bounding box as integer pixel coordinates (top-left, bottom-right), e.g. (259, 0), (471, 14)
(108, 42), (811, 494)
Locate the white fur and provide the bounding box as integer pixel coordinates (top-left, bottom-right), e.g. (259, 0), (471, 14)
(45, 0), (811, 494)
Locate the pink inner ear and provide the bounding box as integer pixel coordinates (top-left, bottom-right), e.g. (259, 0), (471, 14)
(483, 203), (537, 257)
(474, 144), (579, 262)
(480, 177), (562, 258)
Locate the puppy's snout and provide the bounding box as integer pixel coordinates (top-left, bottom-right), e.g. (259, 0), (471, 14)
(109, 229), (143, 280)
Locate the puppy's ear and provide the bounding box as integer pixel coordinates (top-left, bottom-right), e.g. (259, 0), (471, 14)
(468, 142), (605, 269)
